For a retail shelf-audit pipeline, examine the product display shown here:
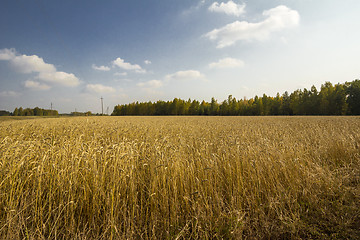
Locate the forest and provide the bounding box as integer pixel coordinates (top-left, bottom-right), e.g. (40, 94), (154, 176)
(11, 107), (58, 116)
(112, 79), (360, 116)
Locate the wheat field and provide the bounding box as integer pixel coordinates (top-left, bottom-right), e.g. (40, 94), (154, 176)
(0, 116), (359, 239)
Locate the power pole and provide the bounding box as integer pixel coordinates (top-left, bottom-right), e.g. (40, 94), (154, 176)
(51, 102), (53, 110)
(101, 97), (104, 115)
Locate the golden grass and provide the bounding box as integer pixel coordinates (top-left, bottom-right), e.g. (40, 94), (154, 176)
(0, 116), (359, 239)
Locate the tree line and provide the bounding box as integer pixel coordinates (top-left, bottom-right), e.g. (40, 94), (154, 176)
(112, 79), (360, 116)
(12, 107), (58, 116)
(0, 110), (11, 116)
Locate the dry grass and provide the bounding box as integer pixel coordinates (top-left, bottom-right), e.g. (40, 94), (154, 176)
(0, 116), (359, 239)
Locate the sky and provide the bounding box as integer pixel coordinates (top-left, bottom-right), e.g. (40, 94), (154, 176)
(1, 0), (359, 114)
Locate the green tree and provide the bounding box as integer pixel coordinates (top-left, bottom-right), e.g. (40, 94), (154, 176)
(290, 90), (301, 115)
(319, 82), (334, 115)
(270, 93), (282, 115)
(18, 107), (24, 116)
(188, 100), (200, 115)
(210, 97), (219, 115)
(308, 85), (320, 115)
(281, 91), (292, 115)
(230, 96), (239, 115)
(261, 94), (271, 115)
(34, 107), (43, 116)
(13, 107), (19, 116)
(252, 96), (264, 115)
(332, 84), (347, 115)
(199, 100), (210, 115)
(219, 100), (229, 115)
(346, 79), (360, 115)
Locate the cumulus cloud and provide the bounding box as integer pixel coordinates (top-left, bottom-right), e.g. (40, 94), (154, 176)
(112, 57), (145, 73)
(0, 48), (55, 73)
(165, 70), (205, 81)
(208, 1), (246, 16)
(24, 80), (51, 90)
(85, 84), (116, 93)
(0, 48), (80, 86)
(0, 90), (21, 97)
(38, 71), (80, 87)
(205, 5), (300, 48)
(137, 80), (163, 88)
(144, 60), (152, 65)
(209, 57), (245, 68)
(92, 64), (110, 71)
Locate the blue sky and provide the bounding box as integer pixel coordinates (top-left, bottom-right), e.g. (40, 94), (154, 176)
(1, 0), (359, 113)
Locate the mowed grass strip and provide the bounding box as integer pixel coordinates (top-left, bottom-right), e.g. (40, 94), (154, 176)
(0, 116), (359, 239)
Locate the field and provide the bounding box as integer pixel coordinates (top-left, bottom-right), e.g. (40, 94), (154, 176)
(0, 116), (359, 239)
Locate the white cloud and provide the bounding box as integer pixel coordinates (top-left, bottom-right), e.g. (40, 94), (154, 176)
(209, 57), (245, 68)
(0, 48), (56, 73)
(37, 71), (80, 87)
(12, 54), (56, 74)
(205, 5), (300, 48)
(165, 70), (205, 81)
(112, 57), (145, 72)
(114, 72), (128, 76)
(137, 80), (163, 88)
(24, 80), (51, 90)
(0, 48), (80, 87)
(0, 48), (16, 60)
(208, 1), (246, 17)
(144, 60), (152, 65)
(135, 69), (147, 74)
(85, 84), (116, 93)
(0, 90), (21, 97)
(92, 64), (110, 71)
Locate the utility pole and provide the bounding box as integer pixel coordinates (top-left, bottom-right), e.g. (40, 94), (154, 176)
(101, 97), (104, 115)
(51, 102), (53, 110)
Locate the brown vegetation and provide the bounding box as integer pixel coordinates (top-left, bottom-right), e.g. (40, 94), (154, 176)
(0, 116), (359, 239)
